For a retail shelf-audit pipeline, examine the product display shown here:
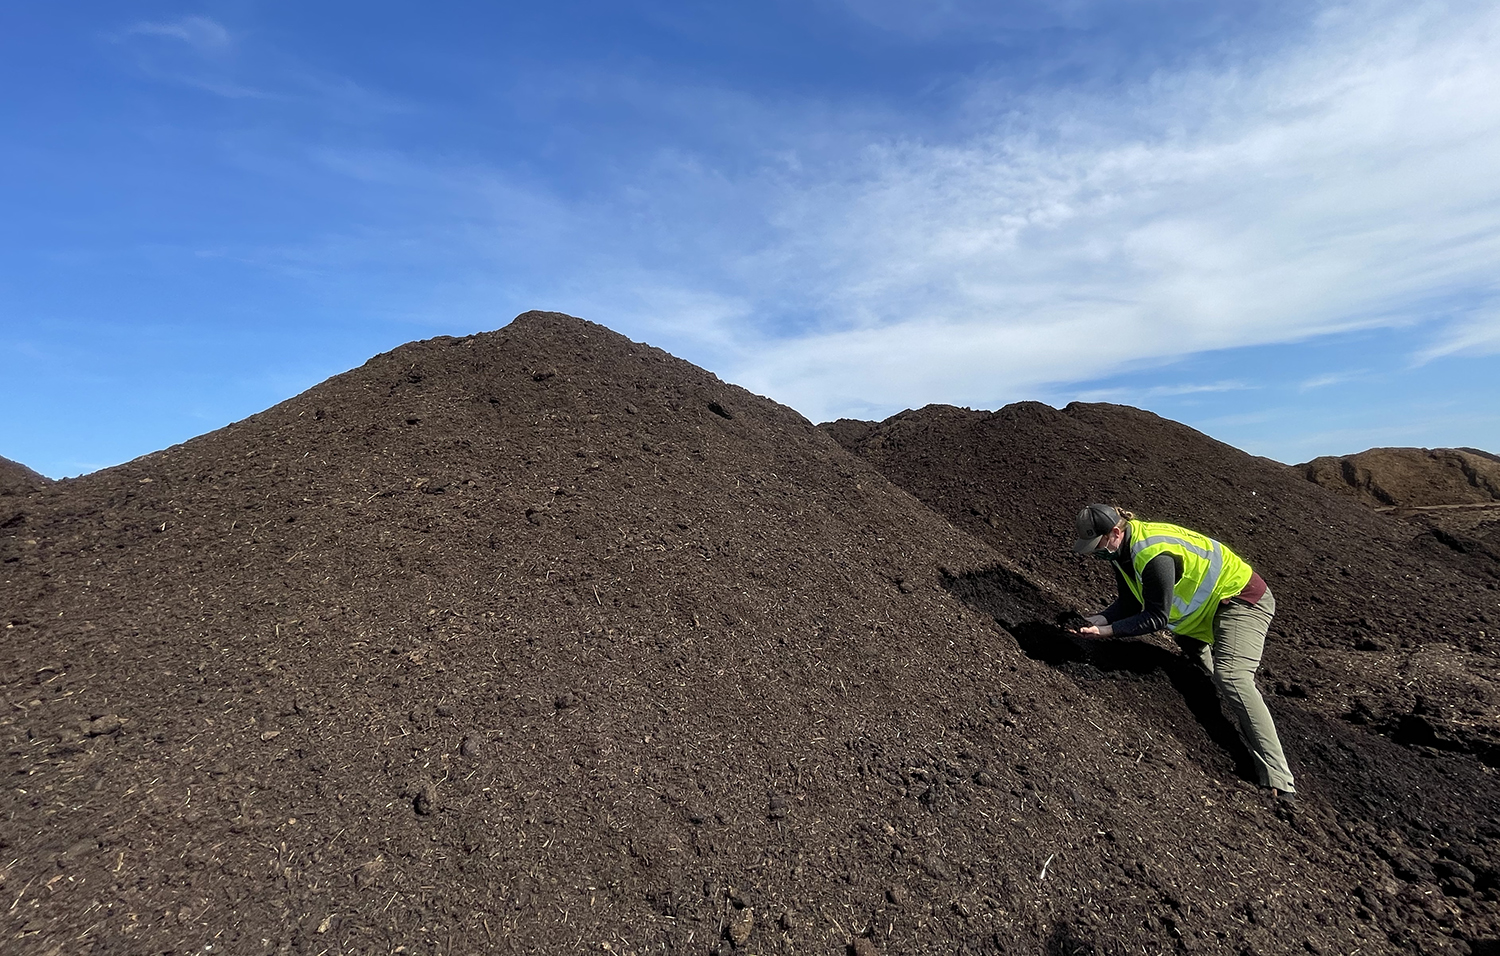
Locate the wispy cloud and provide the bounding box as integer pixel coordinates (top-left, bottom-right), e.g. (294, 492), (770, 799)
(115, 1), (1499, 430)
(111, 15), (276, 98)
(124, 16), (231, 53)
(1072, 380), (1255, 403)
(1416, 305), (1500, 361)
(1297, 368), (1375, 390)
(579, 0), (1481, 421)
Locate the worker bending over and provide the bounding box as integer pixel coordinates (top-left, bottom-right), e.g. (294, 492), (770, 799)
(1068, 503), (1296, 801)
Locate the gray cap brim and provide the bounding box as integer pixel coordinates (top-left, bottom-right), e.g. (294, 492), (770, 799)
(1072, 533), (1105, 554)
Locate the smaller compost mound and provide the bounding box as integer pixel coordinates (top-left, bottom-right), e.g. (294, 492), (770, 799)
(1300, 446), (1500, 583)
(824, 402), (1497, 704)
(1299, 447), (1500, 509)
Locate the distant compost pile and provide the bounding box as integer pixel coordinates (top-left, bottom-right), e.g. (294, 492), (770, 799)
(1299, 447), (1500, 510)
(1298, 446), (1500, 583)
(3, 313), (1498, 955)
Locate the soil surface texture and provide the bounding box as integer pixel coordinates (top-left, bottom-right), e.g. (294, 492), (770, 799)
(2, 313), (1498, 956)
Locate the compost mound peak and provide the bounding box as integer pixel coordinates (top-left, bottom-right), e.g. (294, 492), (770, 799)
(0, 453), (49, 496)
(3, 314), (1497, 955)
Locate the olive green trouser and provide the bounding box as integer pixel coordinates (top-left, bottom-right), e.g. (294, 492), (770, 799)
(1177, 588), (1295, 793)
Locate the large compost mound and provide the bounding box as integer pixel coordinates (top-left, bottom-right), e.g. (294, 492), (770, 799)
(2, 314), (1496, 955)
(827, 402), (1500, 951)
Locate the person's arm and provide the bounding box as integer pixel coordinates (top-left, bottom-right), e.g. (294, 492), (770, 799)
(1077, 562), (1137, 634)
(1081, 555), (1175, 637)
(1096, 564), (1142, 623)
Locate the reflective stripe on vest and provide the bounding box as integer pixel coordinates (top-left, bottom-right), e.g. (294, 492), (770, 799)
(1130, 531), (1222, 622)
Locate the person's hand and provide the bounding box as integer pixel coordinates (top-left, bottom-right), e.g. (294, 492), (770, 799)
(1054, 610), (1089, 631)
(1077, 616), (1111, 638)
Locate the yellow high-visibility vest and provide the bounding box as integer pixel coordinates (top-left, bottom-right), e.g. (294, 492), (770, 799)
(1119, 519), (1253, 642)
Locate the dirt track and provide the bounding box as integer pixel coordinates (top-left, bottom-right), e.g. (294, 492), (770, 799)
(3, 312), (1499, 955)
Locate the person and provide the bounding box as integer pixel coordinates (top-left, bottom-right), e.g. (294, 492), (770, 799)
(1067, 503), (1296, 801)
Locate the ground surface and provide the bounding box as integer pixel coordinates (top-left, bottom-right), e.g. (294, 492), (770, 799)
(2, 313), (1498, 955)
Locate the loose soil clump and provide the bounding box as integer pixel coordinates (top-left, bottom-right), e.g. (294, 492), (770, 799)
(2, 315), (1497, 954)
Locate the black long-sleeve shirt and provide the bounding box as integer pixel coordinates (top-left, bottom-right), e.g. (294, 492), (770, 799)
(1099, 523), (1179, 637)
(1100, 552), (1177, 637)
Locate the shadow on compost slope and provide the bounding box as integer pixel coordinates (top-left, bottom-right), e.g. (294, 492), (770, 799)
(1046, 919), (1098, 956)
(942, 563), (1260, 784)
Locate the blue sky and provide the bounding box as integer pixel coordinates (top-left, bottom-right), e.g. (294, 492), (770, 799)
(3, 1), (1498, 477)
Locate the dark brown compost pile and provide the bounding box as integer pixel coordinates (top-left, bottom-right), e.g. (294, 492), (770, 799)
(2, 314), (1498, 956)
(826, 402), (1500, 954)
(1299, 447), (1500, 510)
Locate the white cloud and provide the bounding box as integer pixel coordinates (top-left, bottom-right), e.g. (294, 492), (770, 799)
(1073, 380), (1256, 403)
(125, 16), (231, 52)
(114, 16), (274, 98)
(1298, 371), (1361, 390)
(697, 0), (1500, 421)
(1416, 306), (1500, 360)
(143, 0), (1498, 433)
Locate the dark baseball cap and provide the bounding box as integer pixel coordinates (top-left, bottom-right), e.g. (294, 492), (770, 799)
(1072, 503), (1121, 553)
